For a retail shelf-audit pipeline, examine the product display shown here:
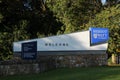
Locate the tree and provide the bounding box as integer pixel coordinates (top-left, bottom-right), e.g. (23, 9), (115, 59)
(0, 20), (29, 60)
(0, 0), (62, 60)
(46, 0), (103, 33)
(81, 4), (120, 55)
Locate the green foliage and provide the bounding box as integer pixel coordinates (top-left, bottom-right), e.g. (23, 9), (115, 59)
(82, 4), (120, 54)
(0, 32), (13, 60)
(0, 0), (61, 60)
(0, 13), (3, 23)
(47, 0), (103, 33)
(13, 20), (30, 41)
(0, 20), (29, 60)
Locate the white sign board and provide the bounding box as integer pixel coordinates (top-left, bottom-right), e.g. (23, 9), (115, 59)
(13, 30), (108, 52)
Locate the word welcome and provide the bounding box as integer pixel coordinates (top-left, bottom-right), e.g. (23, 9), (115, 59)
(45, 43), (68, 46)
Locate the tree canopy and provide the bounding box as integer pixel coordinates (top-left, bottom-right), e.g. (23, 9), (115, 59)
(0, 0), (62, 60)
(47, 0), (103, 33)
(82, 4), (120, 54)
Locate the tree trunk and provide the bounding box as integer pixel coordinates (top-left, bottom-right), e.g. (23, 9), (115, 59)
(112, 54), (117, 64)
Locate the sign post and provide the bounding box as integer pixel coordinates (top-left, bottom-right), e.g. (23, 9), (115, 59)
(22, 41), (37, 60)
(89, 27), (109, 46)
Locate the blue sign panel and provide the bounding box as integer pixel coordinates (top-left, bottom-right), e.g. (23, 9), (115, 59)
(90, 27), (109, 46)
(22, 41), (37, 60)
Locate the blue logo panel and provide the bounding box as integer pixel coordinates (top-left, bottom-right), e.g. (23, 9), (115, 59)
(90, 27), (109, 46)
(22, 41), (37, 60)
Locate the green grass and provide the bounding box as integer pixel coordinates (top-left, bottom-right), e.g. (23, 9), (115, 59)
(1, 66), (120, 80)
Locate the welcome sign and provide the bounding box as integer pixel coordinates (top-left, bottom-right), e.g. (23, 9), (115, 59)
(90, 27), (109, 46)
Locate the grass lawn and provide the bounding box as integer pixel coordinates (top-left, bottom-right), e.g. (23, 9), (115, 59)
(1, 66), (120, 80)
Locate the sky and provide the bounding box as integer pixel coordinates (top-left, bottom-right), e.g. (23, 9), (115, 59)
(101, 0), (107, 5)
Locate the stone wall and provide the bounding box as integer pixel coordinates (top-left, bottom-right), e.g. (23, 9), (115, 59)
(0, 63), (44, 76)
(0, 54), (107, 76)
(55, 54), (107, 68)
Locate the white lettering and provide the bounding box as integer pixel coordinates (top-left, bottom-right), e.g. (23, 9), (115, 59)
(93, 30), (108, 33)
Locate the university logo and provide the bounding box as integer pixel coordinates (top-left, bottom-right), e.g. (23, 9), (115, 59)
(90, 27), (109, 46)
